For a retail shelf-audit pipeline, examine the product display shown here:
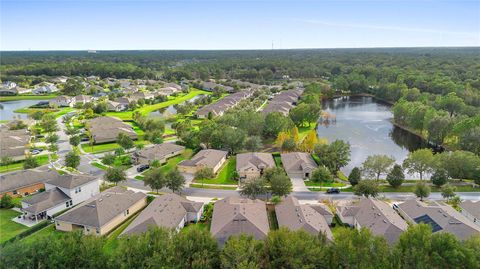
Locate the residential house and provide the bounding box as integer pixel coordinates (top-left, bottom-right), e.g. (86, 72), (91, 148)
(262, 89), (303, 116)
(210, 197), (269, 245)
(132, 143), (185, 166)
(74, 95), (93, 105)
(155, 86), (179, 97)
(397, 199), (480, 240)
(309, 204), (334, 225)
(132, 91), (155, 100)
(177, 149), (228, 174)
(114, 97), (135, 107)
(33, 84), (59, 95)
(106, 100), (128, 112)
(164, 82), (182, 91)
(0, 87), (18, 96)
(337, 198), (408, 244)
(280, 152), (317, 179)
(200, 81), (234, 93)
(0, 128), (30, 160)
(0, 169), (58, 198)
(49, 95), (75, 107)
(54, 187), (147, 236)
(85, 85), (105, 95)
(21, 174), (99, 222)
(52, 76), (69, 83)
(86, 116), (137, 144)
(121, 194), (204, 235)
(275, 196), (333, 240)
(460, 201), (480, 227)
(236, 152), (275, 181)
(195, 90), (252, 119)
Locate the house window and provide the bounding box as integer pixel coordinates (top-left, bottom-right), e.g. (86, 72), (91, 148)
(69, 201), (73, 206)
(66, 202), (70, 207)
(125, 209), (129, 216)
(96, 228), (100, 234)
(12, 190), (18, 195)
(56, 222), (60, 226)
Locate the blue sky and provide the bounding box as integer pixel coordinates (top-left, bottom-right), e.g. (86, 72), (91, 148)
(1, 0), (479, 50)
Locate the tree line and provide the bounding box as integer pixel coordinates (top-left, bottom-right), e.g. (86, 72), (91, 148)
(1, 224), (479, 269)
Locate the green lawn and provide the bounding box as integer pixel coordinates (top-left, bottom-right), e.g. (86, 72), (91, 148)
(0, 155), (49, 173)
(0, 209), (29, 244)
(189, 183), (237, 190)
(81, 143), (120, 153)
(272, 153), (282, 167)
(140, 149), (193, 177)
(298, 125), (317, 140)
(182, 222), (210, 231)
(304, 181), (346, 187)
(0, 95), (57, 101)
(193, 157), (238, 185)
(21, 224), (63, 244)
(308, 184), (480, 193)
(105, 89), (210, 120)
(126, 122), (145, 136)
(91, 162), (109, 170)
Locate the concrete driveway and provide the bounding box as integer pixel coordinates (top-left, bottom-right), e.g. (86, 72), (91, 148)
(290, 177), (309, 192)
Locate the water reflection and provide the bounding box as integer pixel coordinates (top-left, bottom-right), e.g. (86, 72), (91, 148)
(0, 100), (45, 121)
(317, 96), (430, 176)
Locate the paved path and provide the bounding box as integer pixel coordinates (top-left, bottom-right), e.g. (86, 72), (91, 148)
(291, 177), (309, 192)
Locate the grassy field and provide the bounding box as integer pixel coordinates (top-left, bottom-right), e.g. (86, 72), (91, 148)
(0, 209), (29, 244)
(0, 95), (56, 101)
(81, 142), (120, 153)
(105, 89), (210, 120)
(21, 224), (63, 244)
(140, 149), (193, 177)
(0, 155), (49, 173)
(193, 157), (238, 185)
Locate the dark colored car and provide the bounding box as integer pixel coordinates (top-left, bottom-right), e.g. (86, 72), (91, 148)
(326, 188), (340, 194)
(137, 164), (150, 173)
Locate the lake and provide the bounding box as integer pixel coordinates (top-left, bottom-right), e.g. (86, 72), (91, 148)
(317, 96), (430, 178)
(149, 94), (204, 118)
(0, 99), (45, 121)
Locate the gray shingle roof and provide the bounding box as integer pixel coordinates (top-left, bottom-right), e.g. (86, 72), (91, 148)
(210, 197), (269, 245)
(178, 149), (227, 170)
(47, 174), (97, 189)
(23, 188), (70, 214)
(55, 187), (146, 228)
(0, 169), (58, 193)
(280, 152), (317, 175)
(399, 199), (480, 240)
(275, 196), (333, 240)
(134, 143), (185, 164)
(236, 152), (275, 173)
(86, 116), (137, 144)
(460, 200), (480, 220)
(121, 194), (203, 236)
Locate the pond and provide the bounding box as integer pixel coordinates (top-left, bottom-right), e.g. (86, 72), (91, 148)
(149, 94), (204, 118)
(317, 96), (430, 178)
(0, 99), (46, 121)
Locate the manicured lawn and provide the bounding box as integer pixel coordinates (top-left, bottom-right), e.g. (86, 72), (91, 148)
(126, 122), (145, 136)
(304, 181), (346, 187)
(91, 162), (109, 170)
(104, 209), (143, 253)
(140, 149), (193, 177)
(81, 142), (120, 153)
(0, 95), (57, 101)
(193, 157), (238, 185)
(54, 107), (75, 118)
(189, 183), (237, 190)
(0, 209), (29, 244)
(183, 221), (210, 231)
(272, 153), (282, 167)
(298, 125), (317, 140)
(21, 224), (63, 244)
(0, 155), (49, 173)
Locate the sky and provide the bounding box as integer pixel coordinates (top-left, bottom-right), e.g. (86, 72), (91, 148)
(1, 0), (479, 50)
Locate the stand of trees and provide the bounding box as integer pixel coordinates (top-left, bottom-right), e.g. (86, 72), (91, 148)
(1, 224), (479, 269)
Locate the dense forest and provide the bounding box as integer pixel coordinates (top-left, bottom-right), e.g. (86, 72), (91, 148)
(1, 224), (479, 269)
(1, 48), (479, 153)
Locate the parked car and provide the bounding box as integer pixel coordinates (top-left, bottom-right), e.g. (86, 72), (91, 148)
(326, 188), (340, 194)
(31, 150), (41, 155)
(137, 164), (150, 173)
(81, 137), (90, 142)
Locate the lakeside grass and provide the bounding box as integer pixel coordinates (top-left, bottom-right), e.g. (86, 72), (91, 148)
(0, 209), (29, 244)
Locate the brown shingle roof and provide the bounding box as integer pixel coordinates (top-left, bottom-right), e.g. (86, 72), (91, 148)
(178, 149), (227, 170)
(0, 169), (58, 193)
(236, 152), (275, 173)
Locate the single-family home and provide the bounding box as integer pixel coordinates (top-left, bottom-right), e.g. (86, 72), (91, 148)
(49, 95), (76, 107)
(0, 128), (30, 160)
(33, 84), (59, 95)
(280, 152), (317, 179)
(236, 152), (275, 181)
(114, 97), (136, 106)
(21, 174), (99, 222)
(275, 196), (333, 240)
(195, 90), (253, 119)
(262, 89), (303, 116)
(132, 143), (185, 166)
(460, 201), (480, 227)
(396, 199), (480, 240)
(337, 198), (408, 244)
(210, 197), (269, 245)
(132, 91), (155, 100)
(54, 187), (147, 236)
(86, 116), (138, 144)
(74, 95), (93, 105)
(177, 149), (228, 174)
(155, 87), (179, 97)
(106, 100), (128, 112)
(0, 169), (58, 198)
(121, 194), (204, 235)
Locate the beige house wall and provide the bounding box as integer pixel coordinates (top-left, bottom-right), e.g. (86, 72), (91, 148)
(177, 165), (199, 174)
(55, 220), (74, 232)
(99, 198), (147, 235)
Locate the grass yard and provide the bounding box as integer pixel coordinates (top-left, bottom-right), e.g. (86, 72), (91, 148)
(140, 149), (193, 177)
(0, 95), (57, 101)
(304, 181), (346, 187)
(0, 209), (29, 244)
(0, 155), (49, 173)
(91, 162), (109, 170)
(81, 142), (120, 153)
(189, 183), (237, 190)
(126, 122), (145, 136)
(183, 221), (210, 231)
(272, 153), (283, 167)
(298, 125), (317, 140)
(21, 224), (64, 244)
(193, 157), (238, 185)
